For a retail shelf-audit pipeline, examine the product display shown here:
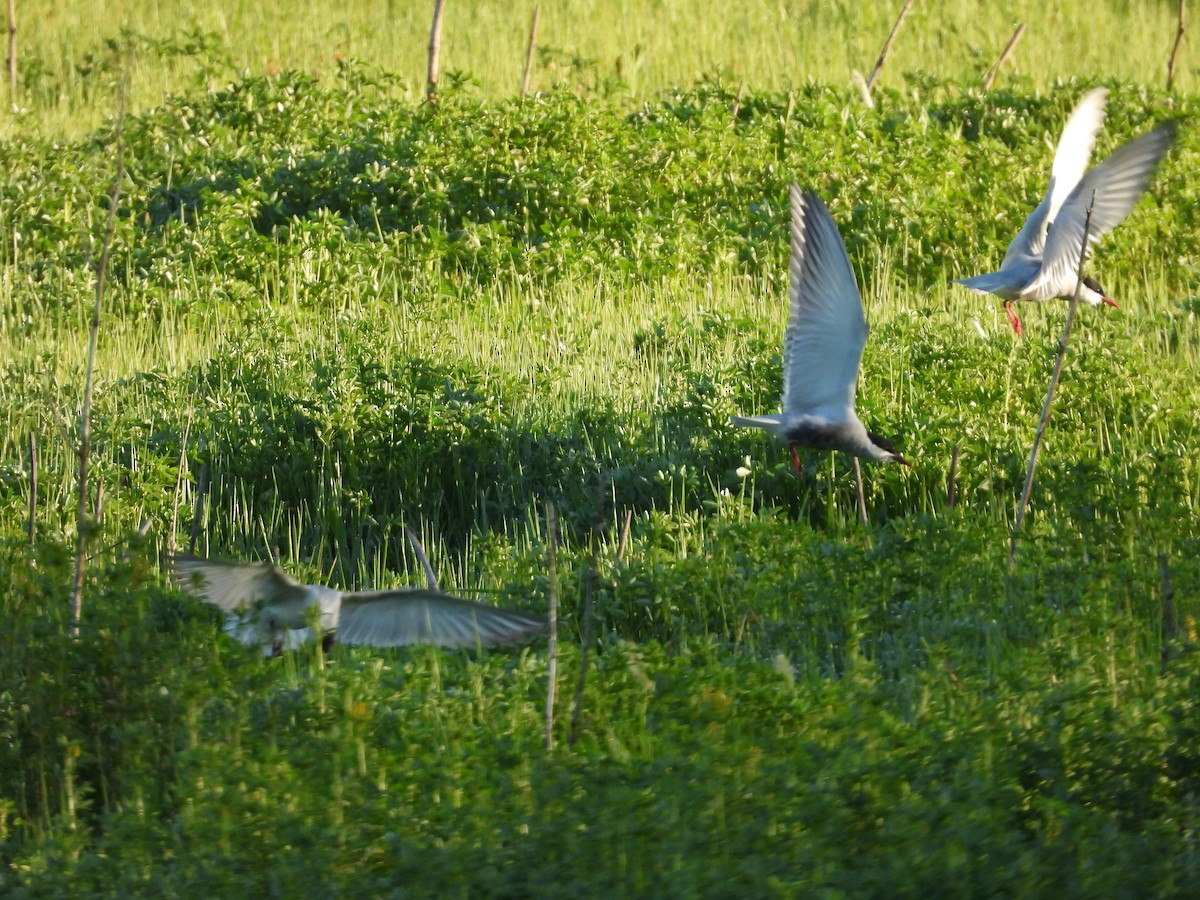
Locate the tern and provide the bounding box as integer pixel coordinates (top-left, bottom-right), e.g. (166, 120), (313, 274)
(730, 185), (910, 473)
(170, 555), (548, 656)
(955, 88), (1175, 335)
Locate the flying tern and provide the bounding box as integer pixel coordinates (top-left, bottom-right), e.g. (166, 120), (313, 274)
(730, 185), (910, 473)
(170, 555), (548, 657)
(955, 88), (1175, 335)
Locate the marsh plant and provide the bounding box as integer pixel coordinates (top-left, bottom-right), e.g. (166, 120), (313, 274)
(2, 12), (1200, 896)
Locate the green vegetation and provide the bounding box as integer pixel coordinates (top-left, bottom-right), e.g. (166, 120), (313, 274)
(7, 0), (1196, 138)
(3, 4), (1200, 896)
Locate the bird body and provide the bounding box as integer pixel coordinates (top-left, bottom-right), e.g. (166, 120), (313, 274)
(731, 185), (909, 471)
(956, 88), (1175, 334)
(171, 555), (547, 656)
(729, 413), (900, 463)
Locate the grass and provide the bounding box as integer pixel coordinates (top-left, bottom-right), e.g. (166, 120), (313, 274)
(7, 0), (1197, 137)
(3, 4), (1200, 896)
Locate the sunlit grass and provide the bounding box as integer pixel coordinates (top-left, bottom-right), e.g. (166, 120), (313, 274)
(8, 0), (1194, 137)
(3, 39), (1200, 892)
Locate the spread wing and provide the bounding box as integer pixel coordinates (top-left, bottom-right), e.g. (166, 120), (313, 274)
(1002, 88), (1107, 268)
(1024, 120), (1175, 299)
(169, 555), (311, 612)
(781, 186), (868, 421)
(336, 589), (548, 649)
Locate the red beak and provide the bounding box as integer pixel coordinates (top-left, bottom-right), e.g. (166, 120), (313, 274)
(1102, 296), (1119, 309)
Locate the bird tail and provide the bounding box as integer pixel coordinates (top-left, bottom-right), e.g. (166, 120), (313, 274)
(729, 414), (783, 432)
(953, 272), (1014, 296)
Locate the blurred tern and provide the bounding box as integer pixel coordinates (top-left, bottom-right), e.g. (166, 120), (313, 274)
(955, 88), (1175, 335)
(731, 185), (910, 473)
(171, 555), (547, 656)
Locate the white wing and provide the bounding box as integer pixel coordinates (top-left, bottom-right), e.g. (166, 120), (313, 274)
(1002, 88), (1107, 268)
(336, 589), (548, 649)
(170, 555), (310, 612)
(780, 186), (868, 422)
(1023, 120), (1175, 299)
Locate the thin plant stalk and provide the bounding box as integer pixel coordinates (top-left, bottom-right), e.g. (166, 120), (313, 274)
(1160, 554), (1176, 670)
(6, 0), (15, 106)
(427, 0), (446, 104)
(26, 433), (35, 547)
(1009, 194), (1095, 572)
(544, 501), (558, 752)
(851, 69), (874, 109)
(520, 3), (540, 97)
(946, 444), (960, 508)
(187, 465), (207, 555)
(569, 476), (606, 746)
(404, 524), (439, 590)
(616, 508), (632, 563)
(1167, 0), (1186, 92)
(983, 22), (1026, 92)
(167, 405), (195, 557)
(852, 458), (868, 524)
(866, 0), (914, 92)
(730, 79), (745, 123)
(69, 105), (125, 637)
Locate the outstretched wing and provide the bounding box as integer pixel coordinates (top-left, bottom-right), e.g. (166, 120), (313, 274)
(1024, 120), (1175, 299)
(337, 589), (548, 649)
(1002, 88), (1108, 268)
(169, 555), (310, 612)
(781, 186), (868, 422)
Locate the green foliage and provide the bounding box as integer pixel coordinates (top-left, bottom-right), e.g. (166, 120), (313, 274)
(4, 70), (1199, 330)
(3, 50), (1200, 898)
(7, 1), (1197, 138)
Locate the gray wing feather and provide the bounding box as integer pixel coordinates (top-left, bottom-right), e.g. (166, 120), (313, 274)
(169, 555), (310, 612)
(781, 186), (868, 421)
(336, 589), (548, 649)
(1024, 121), (1175, 299)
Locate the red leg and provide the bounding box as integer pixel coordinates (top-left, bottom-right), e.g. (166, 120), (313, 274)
(1003, 301), (1023, 336)
(790, 445), (803, 477)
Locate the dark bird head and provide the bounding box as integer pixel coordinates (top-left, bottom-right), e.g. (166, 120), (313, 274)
(1082, 275), (1117, 309)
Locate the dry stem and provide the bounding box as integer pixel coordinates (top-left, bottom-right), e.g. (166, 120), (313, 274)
(26, 433), (35, 547)
(853, 458), (868, 524)
(6, 0), (15, 106)
(404, 524), (439, 590)
(866, 0), (914, 92)
(427, 0), (447, 104)
(544, 501), (558, 752)
(1167, 0), (1186, 92)
(1009, 194), (1095, 572)
(521, 4), (540, 96)
(69, 103), (125, 636)
(946, 444), (960, 508)
(983, 23), (1026, 92)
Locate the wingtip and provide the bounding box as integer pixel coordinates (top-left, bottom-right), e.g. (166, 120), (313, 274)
(166, 552), (199, 583)
(788, 183), (830, 213)
(1155, 117), (1180, 147)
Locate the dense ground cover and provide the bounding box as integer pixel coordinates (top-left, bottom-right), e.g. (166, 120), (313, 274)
(6, 0), (1196, 138)
(2, 7), (1200, 897)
